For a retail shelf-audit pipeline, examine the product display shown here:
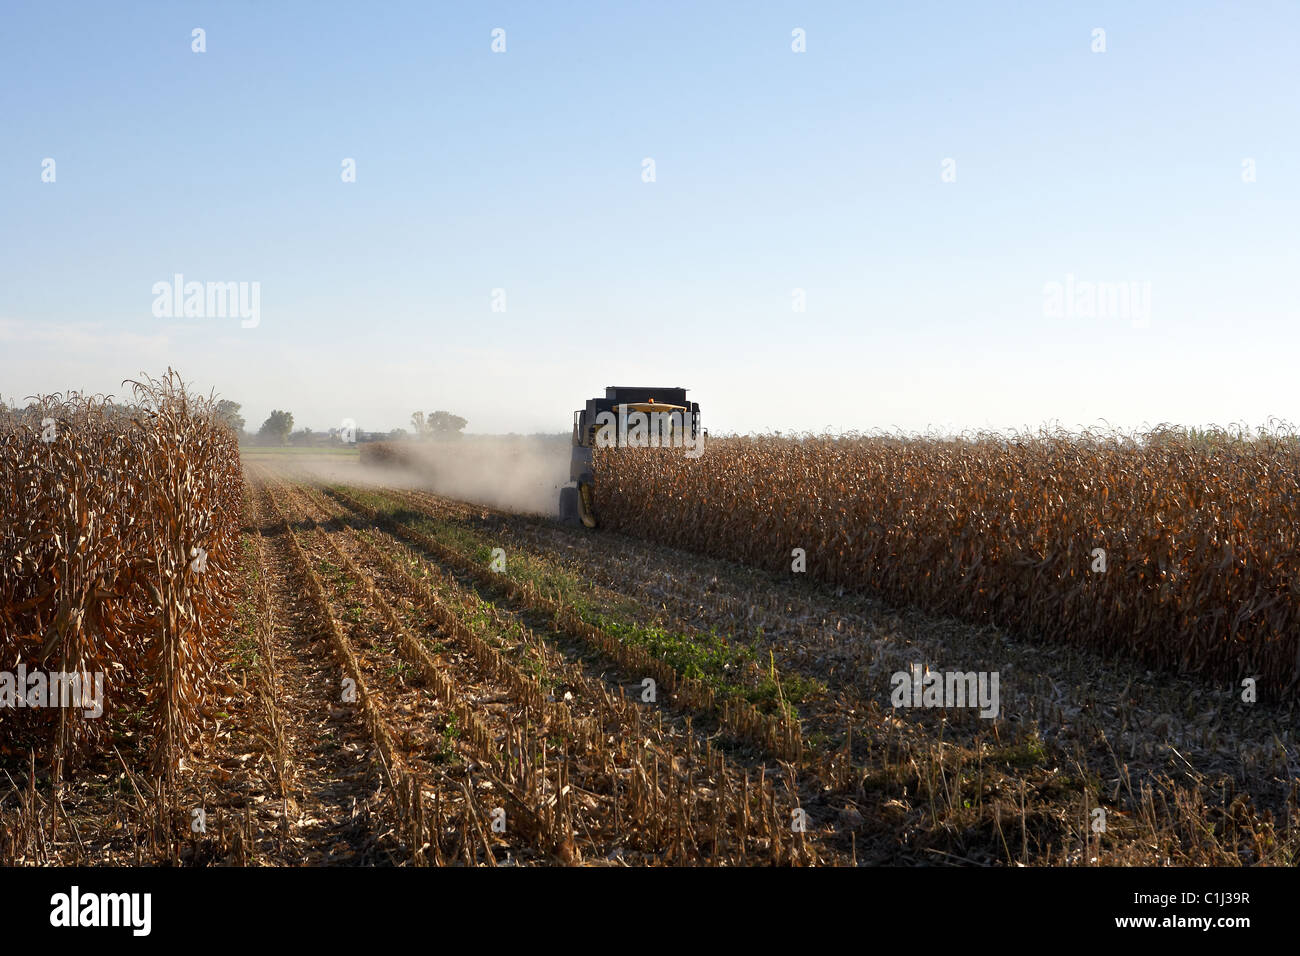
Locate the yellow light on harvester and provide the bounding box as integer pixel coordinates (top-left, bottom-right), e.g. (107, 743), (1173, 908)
(614, 402), (688, 414)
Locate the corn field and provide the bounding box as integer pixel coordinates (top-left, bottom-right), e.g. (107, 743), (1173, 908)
(6, 416), (1298, 866)
(595, 429), (1300, 697)
(0, 371), (243, 779)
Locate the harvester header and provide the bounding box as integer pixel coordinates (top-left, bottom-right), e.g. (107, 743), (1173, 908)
(560, 386), (703, 528)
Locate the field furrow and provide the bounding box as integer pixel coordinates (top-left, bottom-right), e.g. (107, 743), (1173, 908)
(269, 471), (843, 864)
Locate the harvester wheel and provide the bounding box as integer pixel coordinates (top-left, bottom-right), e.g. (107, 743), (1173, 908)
(577, 482), (598, 529)
(558, 486), (579, 524)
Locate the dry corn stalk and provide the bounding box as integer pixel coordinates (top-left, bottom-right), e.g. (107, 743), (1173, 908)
(0, 370), (242, 778)
(596, 428), (1300, 697)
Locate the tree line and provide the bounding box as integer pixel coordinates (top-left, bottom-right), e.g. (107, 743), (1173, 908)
(211, 402), (467, 445)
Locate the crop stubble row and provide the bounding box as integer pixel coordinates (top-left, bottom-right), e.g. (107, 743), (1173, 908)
(263, 471), (825, 864)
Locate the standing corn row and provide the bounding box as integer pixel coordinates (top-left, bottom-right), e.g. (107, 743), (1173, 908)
(0, 370), (242, 778)
(596, 429), (1300, 697)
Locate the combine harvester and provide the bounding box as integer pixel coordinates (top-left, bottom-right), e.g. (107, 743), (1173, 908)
(559, 386), (703, 528)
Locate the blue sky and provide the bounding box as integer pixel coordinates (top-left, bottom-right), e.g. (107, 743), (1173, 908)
(1, 1), (1296, 435)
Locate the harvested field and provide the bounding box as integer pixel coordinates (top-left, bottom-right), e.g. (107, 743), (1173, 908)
(5, 433), (1299, 867)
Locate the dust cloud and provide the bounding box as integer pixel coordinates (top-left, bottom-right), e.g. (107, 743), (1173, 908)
(381, 436), (571, 515)
(261, 436), (572, 516)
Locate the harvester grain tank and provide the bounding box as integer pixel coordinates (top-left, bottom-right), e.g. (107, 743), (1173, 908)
(559, 386), (702, 528)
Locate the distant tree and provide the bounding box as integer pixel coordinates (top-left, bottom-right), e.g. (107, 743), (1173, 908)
(214, 399), (245, 434)
(388, 427), (409, 440)
(411, 409), (467, 440)
(259, 409), (294, 445)
(427, 410), (468, 440)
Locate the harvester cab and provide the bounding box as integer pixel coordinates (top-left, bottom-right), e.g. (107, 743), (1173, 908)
(559, 386), (702, 528)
